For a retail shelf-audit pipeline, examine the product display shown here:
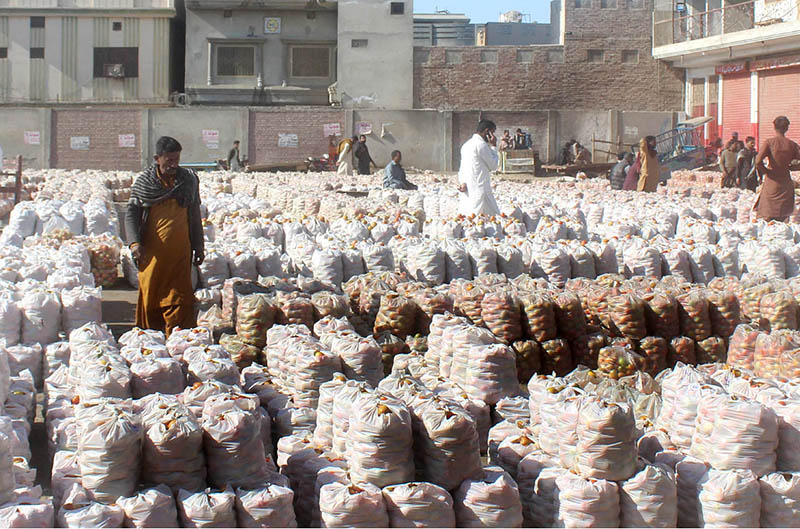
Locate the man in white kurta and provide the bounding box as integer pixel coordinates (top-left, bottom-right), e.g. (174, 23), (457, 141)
(458, 120), (500, 216)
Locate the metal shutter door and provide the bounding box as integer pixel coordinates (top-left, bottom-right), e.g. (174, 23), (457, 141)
(722, 73), (751, 142)
(759, 67), (800, 143)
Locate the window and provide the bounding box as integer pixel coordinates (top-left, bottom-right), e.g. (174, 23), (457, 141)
(587, 49), (604, 63)
(445, 50), (462, 64)
(390, 2), (405, 14)
(223, 9), (233, 17)
(574, 0), (590, 7)
(414, 49), (430, 64)
(93, 47), (139, 78)
(517, 50), (534, 63)
(623, 0), (644, 7)
(30, 47), (44, 59)
(601, 0), (617, 7)
(621, 49), (639, 64)
(290, 46), (331, 78)
(546, 49), (564, 63)
(0, 48), (7, 59)
(30, 16), (45, 28)
(217, 46), (255, 76)
(112, 21), (122, 31)
(480, 50), (497, 64)
(351, 39), (368, 48)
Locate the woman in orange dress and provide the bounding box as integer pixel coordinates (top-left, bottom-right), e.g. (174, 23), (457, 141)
(125, 136), (204, 337)
(754, 116), (800, 222)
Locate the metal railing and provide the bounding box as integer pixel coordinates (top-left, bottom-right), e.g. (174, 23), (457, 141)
(653, 1), (756, 47)
(0, 0), (174, 8)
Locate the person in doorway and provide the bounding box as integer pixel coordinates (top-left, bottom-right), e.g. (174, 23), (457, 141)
(514, 128), (529, 150)
(754, 116), (800, 222)
(458, 119), (500, 217)
(609, 152), (633, 190)
(559, 142), (573, 165)
(499, 131), (514, 152)
(719, 139), (740, 188)
(636, 135), (661, 192)
(575, 144), (592, 165)
(354, 135), (376, 175)
(125, 136), (204, 337)
(337, 136), (357, 176)
(570, 139), (581, 161)
(737, 136), (758, 191)
(383, 151), (418, 190)
(327, 136), (339, 170)
(227, 140), (242, 172)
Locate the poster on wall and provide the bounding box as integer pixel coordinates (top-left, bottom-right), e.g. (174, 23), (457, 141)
(118, 134), (136, 148)
(356, 122), (373, 135)
(278, 133), (299, 148)
(202, 129), (220, 149)
(70, 136), (90, 151)
(23, 131), (40, 145)
(264, 17), (281, 34)
(323, 123), (341, 137)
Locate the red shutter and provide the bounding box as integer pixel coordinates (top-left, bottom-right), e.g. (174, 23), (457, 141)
(759, 67), (800, 144)
(722, 73), (751, 142)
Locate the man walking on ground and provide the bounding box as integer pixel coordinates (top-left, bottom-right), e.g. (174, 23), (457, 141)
(737, 137), (758, 191)
(383, 151), (418, 190)
(126, 136), (204, 337)
(337, 136), (356, 176)
(719, 139), (739, 188)
(227, 140), (242, 171)
(609, 152), (633, 190)
(637, 135), (661, 192)
(354, 135), (376, 175)
(754, 116), (800, 222)
(458, 119), (500, 216)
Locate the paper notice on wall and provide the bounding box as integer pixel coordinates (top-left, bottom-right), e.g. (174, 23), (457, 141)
(118, 134), (136, 148)
(278, 133), (299, 148)
(202, 129), (220, 149)
(70, 136), (90, 151)
(323, 123), (341, 137)
(624, 126), (639, 138)
(23, 131), (40, 145)
(356, 122), (373, 135)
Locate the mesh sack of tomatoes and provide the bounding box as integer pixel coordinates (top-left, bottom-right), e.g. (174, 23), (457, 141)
(677, 291), (712, 341)
(541, 338), (574, 377)
(520, 292), (558, 343)
(608, 294), (648, 340)
(554, 292), (588, 342)
(512, 340), (543, 383)
(642, 292), (680, 340)
(706, 289), (741, 338)
(668, 336), (696, 366)
(638, 336), (668, 376)
(754, 329), (800, 379)
(696, 336), (727, 365)
(760, 291), (799, 332)
(374, 293), (417, 340)
(597, 346), (643, 380)
(726, 324), (763, 371)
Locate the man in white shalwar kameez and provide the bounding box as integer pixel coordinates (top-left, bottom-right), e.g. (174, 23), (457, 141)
(458, 120), (500, 216)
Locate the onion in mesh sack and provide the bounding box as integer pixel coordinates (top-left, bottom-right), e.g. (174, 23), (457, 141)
(696, 336), (727, 365)
(453, 282), (487, 327)
(480, 291), (523, 344)
(726, 324), (762, 371)
(276, 292), (315, 330)
(608, 293), (648, 340)
(374, 293), (417, 340)
(706, 288), (741, 338)
(218, 334), (261, 369)
(668, 336), (696, 366)
(755, 330), (800, 379)
(597, 346), (642, 380)
(677, 290), (712, 341)
(540, 338), (573, 377)
(760, 291), (799, 332)
(519, 292), (557, 343)
(642, 291), (680, 340)
(311, 291), (351, 320)
(554, 291), (587, 342)
(741, 282), (773, 322)
(512, 340), (542, 383)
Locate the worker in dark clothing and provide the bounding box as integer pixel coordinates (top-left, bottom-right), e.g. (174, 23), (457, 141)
(609, 151), (633, 190)
(227, 140), (242, 172)
(383, 150), (417, 190)
(354, 135), (376, 175)
(737, 136), (758, 191)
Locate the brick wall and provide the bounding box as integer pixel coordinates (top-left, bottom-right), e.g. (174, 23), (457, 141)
(51, 109), (143, 170)
(453, 110), (549, 167)
(249, 108), (347, 166)
(414, 0), (684, 112)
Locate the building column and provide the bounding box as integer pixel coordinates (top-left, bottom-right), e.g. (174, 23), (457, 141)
(750, 70), (759, 142)
(685, 75), (693, 116)
(42, 108), (52, 168)
(703, 77), (710, 139)
(140, 108), (151, 170)
(717, 74), (723, 139)
(443, 110), (453, 172)
(547, 110), (558, 164)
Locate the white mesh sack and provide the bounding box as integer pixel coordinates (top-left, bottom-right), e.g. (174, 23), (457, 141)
(76, 402), (142, 503)
(330, 334), (383, 387)
(0, 497), (54, 528)
(759, 471), (800, 528)
(554, 471), (620, 528)
(312, 248), (344, 287)
(141, 402), (206, 493)
(57, 483), (125, 528)
(415, 397), (483, 491)
(60, 287), (102, 334)
(538, 385), (581, 457)
(4, 343), (43, 391)
(313, 373), (348, 450)
(19, 289), (61, 345)
(494, 433), (540, 480)
(516, 453), (560, 527)
(453, 467), (523, 529)
(130, 357), (184, 398)
(575, 396), (637, 481)
(620, 461), (677, 528)
(0, 428), (15, 505)
(674, 456), (709, 528)
(769, 399), (800, 472)
(177, 487), (237, 528)
(0, 297), (21, 346)
(347, 394), (414, 488)
(117, 485), (180, 528)
(235, 483), (297, 528)
(319, 481), (390, 528)
(187, 355), (239, 386)
(443, 239), (473, 282)
(697, 468), (761, 528)
(463, 343), (520, 406)
(382, 482), (456, 528)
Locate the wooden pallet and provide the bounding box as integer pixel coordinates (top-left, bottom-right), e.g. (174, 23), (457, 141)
(0, 155), (22, 204)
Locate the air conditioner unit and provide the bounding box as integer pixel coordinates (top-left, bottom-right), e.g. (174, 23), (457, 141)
(104, 63), (125, 78)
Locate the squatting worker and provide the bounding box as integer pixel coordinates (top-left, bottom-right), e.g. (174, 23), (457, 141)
(754, 116), (800, 222)
(637, 135), (660, 192)
(458, 119), (500, 217)
(383, 150), (418, 190)
(126, 136), (204, 337)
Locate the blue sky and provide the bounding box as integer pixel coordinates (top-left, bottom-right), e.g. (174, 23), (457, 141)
(413, 0), (552, 23)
